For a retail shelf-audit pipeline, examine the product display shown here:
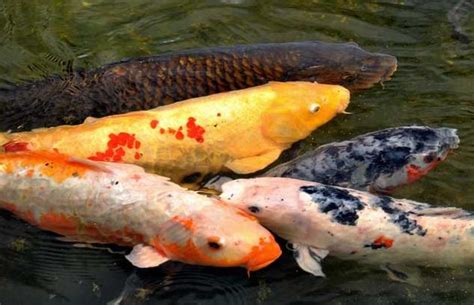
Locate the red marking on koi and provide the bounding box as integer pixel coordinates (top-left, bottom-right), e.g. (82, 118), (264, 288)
(186, 117), (205, 143)
(130, 174), (141, 181)
(88, 132), (141, 162)
(175, 127), (184, 140)
(160, 128), (165, 134)
(168, 128), (176, 135)
(3, 141), (30, 152)
(134, 152), (142, 160)
(373, 235), (394, 248)
(150, 120), (159, 129)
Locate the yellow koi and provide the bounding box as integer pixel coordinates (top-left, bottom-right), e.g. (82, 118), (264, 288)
(0, 81), (350, 187)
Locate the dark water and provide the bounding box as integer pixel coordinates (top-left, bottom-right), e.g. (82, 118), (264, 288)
(0, 0), (473, 304)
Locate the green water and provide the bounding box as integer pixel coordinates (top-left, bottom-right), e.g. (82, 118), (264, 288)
(0, 0), (473, 304)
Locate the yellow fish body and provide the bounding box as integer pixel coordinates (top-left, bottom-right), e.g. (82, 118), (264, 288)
(0, 81), (350, 186)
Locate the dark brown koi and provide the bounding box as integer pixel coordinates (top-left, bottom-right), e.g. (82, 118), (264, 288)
(0, 41), (397, 132)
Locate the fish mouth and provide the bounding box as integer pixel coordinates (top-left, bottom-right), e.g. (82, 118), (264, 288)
(336, 86), (351, 113)
(435, 128), (460, 150)
(344, 54), (398, 91)
(245, 237), (282, 272)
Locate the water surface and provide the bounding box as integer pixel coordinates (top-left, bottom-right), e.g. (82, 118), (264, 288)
(0, 0), (473, 304)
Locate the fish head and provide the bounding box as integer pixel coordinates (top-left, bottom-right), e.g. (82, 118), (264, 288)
(369, 127), (460, 193)
(155, 199), (281, 271)
(286, 41), (398, 91)
(261, 82), (350, 145)
(220, 178), (308, 241)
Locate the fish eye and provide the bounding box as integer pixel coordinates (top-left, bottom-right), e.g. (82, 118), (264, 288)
(309, 103), (320, 113)
(248, 206), (260, 213)
(207, 237), (223, 250)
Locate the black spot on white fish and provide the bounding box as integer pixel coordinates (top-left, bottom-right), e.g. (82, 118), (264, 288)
(377, 196), (427, 236)
(300, 185), (364, 226)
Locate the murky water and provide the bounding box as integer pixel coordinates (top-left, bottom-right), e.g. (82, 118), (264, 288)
(0, 0), (473, 304)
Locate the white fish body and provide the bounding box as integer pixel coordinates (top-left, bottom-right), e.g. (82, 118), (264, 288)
(220, 177), (474, 277)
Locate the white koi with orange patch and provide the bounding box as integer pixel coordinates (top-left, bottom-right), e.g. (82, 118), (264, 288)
(221, 177), (474, 278)
(0, 151), (281, 271)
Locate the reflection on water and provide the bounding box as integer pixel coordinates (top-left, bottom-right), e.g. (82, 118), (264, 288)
(0, 0), (472, 304)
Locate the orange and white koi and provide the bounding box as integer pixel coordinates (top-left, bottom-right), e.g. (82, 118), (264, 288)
(0, 81), (350, 188)
(0, 151), (281, 271)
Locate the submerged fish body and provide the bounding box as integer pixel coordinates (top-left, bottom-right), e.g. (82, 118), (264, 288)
(205, 126), (459, 193)
(0, 151), (281, 271)
(221, 178), (473, 275)
(265, 126), (460, 193)
(0, 41), (395, 132)
(0, 82), (350, 187)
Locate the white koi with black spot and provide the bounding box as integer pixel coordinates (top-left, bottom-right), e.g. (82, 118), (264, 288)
(221, 177), (474, 277)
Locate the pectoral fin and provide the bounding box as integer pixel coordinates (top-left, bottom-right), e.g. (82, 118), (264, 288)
(292, 243), (329, 277)
(225, 149), (282, 174)
(202, 175), (234, 193)
(125, 244), (169, 268)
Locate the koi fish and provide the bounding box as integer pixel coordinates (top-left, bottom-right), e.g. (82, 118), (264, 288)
(220, 177), (473, 279)
(265, 126), (459, 193)
(0, 151), (281, 271)
(0, 81), (350, 188)
(0, 41), (395, 132)
(205, 126), (459, 193)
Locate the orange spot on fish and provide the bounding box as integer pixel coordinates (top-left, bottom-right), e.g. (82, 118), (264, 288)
(406, 165), (421, 183)
(39, 212), (79, 236)
(373, 235), (394, 248)
(0, 202), (17, 213)
(175, 127), (184, 140)
(150, 120), (159, 129)
(26, 169), (34, 177)
(172, 216), (194, 231)
(130, 174), (141, 181)
(186, 117), (205, 143)
(3, 141), (30, 152)
(88, 132), (141, 162)
(134, 152), (142, 160)
(160, 128), (165, 134)
(0, 151), (103, 183)
(168, 128), (176, 135)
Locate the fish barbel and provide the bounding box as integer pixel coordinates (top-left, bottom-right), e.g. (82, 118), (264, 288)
(0, 81), (350, 188)
(0, 151), (281, 271)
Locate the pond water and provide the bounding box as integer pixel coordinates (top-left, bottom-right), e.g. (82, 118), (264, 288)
(0, 0), (473, 304)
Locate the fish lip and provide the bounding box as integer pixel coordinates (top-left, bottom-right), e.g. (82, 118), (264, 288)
(379, 55), (398, 82)
(245, 238), (282, 271)
(246, 259), (277, 272)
